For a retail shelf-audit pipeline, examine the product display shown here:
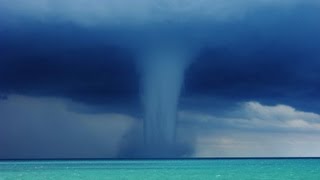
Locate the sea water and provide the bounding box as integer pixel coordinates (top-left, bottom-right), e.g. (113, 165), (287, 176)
(0, 159), (319, 180)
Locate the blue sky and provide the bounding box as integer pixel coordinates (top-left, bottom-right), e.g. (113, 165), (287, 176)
(0, 0), (320, 158)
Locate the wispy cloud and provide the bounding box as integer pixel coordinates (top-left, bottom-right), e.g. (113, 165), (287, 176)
(235, 102), (320, 130)
(180, 101), (320, 131)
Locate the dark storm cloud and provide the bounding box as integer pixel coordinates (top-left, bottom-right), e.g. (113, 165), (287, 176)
(1, 1), (320, 158)
(0, 24), (139, 104)
(0, 3), (319, 109)
(185, 6), (320, 103)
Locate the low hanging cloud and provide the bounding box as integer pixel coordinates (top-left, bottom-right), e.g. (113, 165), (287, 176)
(0, 95), (194, 158)
(180, 101), (320, 131)
(0, 95), (138, 159)
(1, 95), (320, 158)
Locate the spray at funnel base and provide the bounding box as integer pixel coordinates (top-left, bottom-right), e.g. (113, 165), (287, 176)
(140, 45), (193, 156)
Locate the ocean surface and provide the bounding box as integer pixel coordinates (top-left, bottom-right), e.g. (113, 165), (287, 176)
(0, 159), (319, 180)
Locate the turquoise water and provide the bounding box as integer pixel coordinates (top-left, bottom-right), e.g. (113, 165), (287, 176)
(0, 159), (319, 179)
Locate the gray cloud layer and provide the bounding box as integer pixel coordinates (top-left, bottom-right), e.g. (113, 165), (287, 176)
(1, 95), (320, 158)
(2, 0), (316, 26)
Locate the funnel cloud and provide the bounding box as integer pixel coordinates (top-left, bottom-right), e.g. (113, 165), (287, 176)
(139, 43), (195, 156)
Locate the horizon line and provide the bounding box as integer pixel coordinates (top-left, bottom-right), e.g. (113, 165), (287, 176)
(1, 157), (320, 161)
